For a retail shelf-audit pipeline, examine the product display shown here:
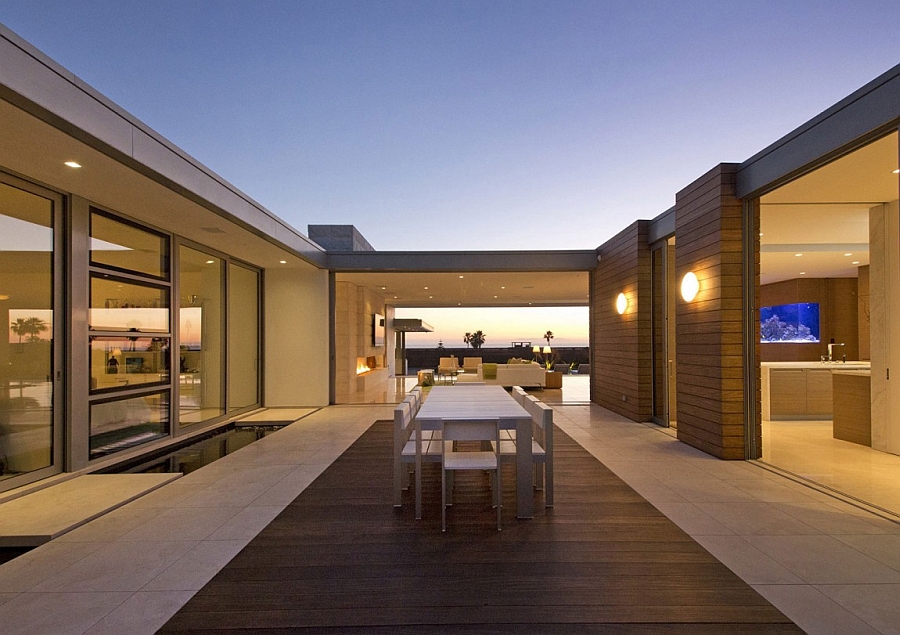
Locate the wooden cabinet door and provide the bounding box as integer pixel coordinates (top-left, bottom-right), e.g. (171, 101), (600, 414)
(769, 370), (807, 417)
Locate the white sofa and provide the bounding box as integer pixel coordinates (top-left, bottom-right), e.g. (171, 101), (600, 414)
(462, 362), (546, 387)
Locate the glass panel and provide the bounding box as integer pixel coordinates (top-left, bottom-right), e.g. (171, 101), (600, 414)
(90, 336), (169, 392)
(90, 275), (169, 332)
(90, 210), (169, 279)
(651, 246), (666, 421)
(178, 246), (225, 425)
(228, 263), (259, 411)
(0, 182), (54, 482)
(90, 391), (169, 458)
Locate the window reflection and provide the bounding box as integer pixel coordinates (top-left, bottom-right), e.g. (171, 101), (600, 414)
(89, 275), (169, 332)
(90, 391), (169, 459)
(178, 247), (224, 425)
(0, 181), (54, 482)
(90, 336), (169, 392)
(90, 210), (168, 279)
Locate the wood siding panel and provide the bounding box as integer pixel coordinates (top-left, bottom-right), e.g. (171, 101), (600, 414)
(675, 164), (749, 459)
(591, 221), (653, 421)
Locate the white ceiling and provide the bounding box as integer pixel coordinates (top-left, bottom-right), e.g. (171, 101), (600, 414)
(759, 132), (898, 285)
(336, 270), (590, 308)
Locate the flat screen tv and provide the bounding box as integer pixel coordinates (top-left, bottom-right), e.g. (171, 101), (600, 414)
(373, 313), (385, 347)
(760, 302), (820, 343)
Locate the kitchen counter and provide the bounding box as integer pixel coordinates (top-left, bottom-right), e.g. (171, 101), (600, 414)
(761, 361), (871, 420)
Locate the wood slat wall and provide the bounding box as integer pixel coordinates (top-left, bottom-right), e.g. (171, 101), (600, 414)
(675, 164), (749, 459)
(591, 220), (653, 421)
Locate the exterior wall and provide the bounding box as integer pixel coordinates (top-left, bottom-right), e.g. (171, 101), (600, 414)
(591, 221), (653, 421)
(674, 164), (749, 459)
(333, 281), (387, 403)
(264, 263), (330, 407)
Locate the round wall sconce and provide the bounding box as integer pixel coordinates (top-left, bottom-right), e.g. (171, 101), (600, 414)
(615, 292), (628, 314)
(681, 271), (699, 302)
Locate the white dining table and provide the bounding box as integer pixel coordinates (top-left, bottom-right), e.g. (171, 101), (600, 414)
(414, 385), (534, 520)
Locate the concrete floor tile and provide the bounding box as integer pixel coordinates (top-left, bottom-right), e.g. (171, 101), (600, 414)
(0, 540), (106, 592)
(0, 591), (131, 635)
(206, 506), (285, 540)
(753, 584), (882, 635)
(56, 506), (163, 543)
(142, 540), (245, 591)
(696, 502), (821, 536)
(117, 506), (241, 542)
(771, 501), (893, 535)
(31, 540), (197, 592)
(691, 534), (804, 585)
(84, 590), (197, 635)
(745, 535), (900, 584)
(0, 592), (19, 607)
(816, 583), (900, 635)
(834, 534), (900, 571)
(650, 501), (737, 535)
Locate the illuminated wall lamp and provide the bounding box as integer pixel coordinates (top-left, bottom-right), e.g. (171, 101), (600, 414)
(681, 271), (700, 302)
(615, 292), (628, 314)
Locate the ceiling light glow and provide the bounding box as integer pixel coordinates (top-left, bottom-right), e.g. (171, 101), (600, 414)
(64, 161), (81, 168)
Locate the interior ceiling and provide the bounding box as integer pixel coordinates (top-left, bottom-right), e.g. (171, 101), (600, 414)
(0, 100), (313, 271)
(336, 271), (590, 308)
(759, 132), (899, 285)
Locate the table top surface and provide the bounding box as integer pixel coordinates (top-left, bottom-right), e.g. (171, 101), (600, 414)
(417, 386), (529, 423)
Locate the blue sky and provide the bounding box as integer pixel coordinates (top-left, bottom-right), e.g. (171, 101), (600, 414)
(2, 1), (898, 252)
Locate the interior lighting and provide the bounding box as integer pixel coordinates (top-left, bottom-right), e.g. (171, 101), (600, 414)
(799, 271), (806, 275)
(615, 292), (628, 315)
(424, 286), (428, 290)
(681, 271), (700, 302)
(0, 294), (9, 300)
(844, 253), (852, 257)
(205, 260), (215, 264)
(459, 275), (464, 279)
(532, 346), (540, 354)
(279, 260), (287, 264)
(852, 261), (860, 265)
(542, 346), (551, 354)
(893, 169), (899, 174)
(64, 161), (82, 168)
(794, 253), (803, 257)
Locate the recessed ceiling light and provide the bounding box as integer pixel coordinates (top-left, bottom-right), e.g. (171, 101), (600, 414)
(393, 296), (398, 299)
(280, 260), (287, 264)
(459, 275), (464, 279)
(844, 253), (852, 257)
(893, 169), (899, 174)
(852, 261), (860, 265)
(429, 295), (433, 299)
(0, 294), (9, 300)
(493, 295), (498, 299)
(799, 271), (806, 275)
(501, 286), (506, 289)
(381, 286), (386, 290)
(759, 232), (764, 237)
(424, 286), (428, 290)
(794, 253), (803, 257)
(64, 161), (81, 168)
(205, 260), (215, 264)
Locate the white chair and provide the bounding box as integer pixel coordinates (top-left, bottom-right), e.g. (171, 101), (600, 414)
(393, 400), (441, 510)
(511, 386), (528, 405)
(437, 356), (459, 383)
(441, 418), (502, 532)
(496, 396), (554, 507)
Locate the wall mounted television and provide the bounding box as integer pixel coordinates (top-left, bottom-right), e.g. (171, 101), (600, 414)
(760, 302), (820, 343)
(373, 313), (385, 347)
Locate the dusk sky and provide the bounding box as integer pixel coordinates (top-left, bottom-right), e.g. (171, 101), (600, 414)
(2, 2), (898, 347)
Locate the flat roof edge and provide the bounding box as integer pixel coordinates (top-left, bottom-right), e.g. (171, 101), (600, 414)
(0, 24), (326, 267)
(737, 63), (900, 198)
(326, 250), (600, 272)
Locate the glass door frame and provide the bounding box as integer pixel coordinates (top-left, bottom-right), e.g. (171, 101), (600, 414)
(650, 236), (676, 427)
(173, 238), (229, 434)
(0, 171), (65, 491)
(226, 259), (262, 416)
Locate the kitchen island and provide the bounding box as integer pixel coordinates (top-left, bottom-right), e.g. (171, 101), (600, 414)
(761, 361), (871, 421)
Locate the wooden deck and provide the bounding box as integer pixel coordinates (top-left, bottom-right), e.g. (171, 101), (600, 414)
(159, 421), (804, 634)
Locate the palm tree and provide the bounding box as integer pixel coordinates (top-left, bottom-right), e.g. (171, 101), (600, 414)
(463, 332), (472, 348)
(543, 330), (554, 346)
(469, 330), (486, 350)
(23, 316), (49, 342)
(10, 318), (29, 344)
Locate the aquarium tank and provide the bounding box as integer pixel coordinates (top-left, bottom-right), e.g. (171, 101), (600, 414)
(760, 302), (820, 343)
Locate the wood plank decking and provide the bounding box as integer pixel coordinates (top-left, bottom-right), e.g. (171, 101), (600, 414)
(158, 421), (804, 634)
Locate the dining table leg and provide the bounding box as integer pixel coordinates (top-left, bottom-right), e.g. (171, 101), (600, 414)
(515, 417), (533, 519)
